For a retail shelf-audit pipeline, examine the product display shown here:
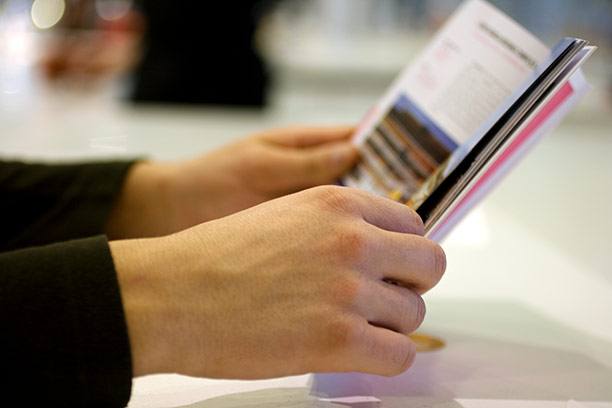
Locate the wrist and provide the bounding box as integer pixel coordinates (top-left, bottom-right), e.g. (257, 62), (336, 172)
(105, 161), (179, 239)
(110, 236), (178, 377)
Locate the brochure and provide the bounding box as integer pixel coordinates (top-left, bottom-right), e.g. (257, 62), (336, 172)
(340, 0), (596, 242)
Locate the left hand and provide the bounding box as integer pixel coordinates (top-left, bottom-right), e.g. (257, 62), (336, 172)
(105, 125), (359, 238)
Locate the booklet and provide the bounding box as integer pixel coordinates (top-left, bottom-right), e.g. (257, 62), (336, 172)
(340, 0), (596, 242)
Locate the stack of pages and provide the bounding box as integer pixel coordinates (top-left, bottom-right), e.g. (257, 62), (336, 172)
(341, 0), (596, 242)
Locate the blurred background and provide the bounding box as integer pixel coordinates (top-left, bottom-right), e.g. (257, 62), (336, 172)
(1, 0), (611, 342)
(0, 0), (610, 114)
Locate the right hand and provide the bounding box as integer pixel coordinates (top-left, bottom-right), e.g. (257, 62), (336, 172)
(110, 186), (446, 379)
(105, 125), (358, 239)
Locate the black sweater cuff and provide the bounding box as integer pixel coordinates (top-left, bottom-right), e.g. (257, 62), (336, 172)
(1, 235), (133, 407)
(0, 160), (137, 251)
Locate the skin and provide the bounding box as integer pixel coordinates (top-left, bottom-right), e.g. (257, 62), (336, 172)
(105, 125), (360, 238)
(106, 126), (446, 380)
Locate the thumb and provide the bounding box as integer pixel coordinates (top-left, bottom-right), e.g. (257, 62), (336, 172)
(329, 143), (360, 172)
(289, 142), (359, 188)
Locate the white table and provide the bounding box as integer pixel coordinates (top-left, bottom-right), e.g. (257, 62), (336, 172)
(1, 84), (611, 407)
(127, 298), (612, 408)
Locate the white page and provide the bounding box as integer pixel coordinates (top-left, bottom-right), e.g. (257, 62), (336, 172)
(401, 0), (550, 143)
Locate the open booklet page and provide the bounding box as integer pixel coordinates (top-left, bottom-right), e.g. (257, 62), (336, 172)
(424, 69), (591, 241)
(417, 39), (594, 241)
(341, 0), (595, 241)
(341, 0), (551, 211)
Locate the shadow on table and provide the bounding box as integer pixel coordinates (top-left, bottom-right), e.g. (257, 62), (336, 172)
(172, 300), (612, 408)
(172, 328), (612, 408)
(311, 326), (612, 406)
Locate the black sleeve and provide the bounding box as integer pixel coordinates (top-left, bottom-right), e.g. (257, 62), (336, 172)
(0, 160), (135, 251)
(0, 236), (133, 407)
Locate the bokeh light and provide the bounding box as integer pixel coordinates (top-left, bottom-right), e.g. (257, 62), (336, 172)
(31, 0), (66, 30)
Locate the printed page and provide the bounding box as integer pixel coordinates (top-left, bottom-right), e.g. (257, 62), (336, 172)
(343, 0), (550, 203)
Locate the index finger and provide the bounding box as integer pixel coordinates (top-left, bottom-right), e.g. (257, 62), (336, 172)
(258, 125), (355, 148)
(347, 188), (425, 236)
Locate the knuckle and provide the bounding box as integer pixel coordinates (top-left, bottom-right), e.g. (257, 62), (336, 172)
(324, 316), (362, 351)
(397, 341), (417, 373)
(375, 336), (416, 377)
(336, 225), (370, 260)
(400, 291), (427, 335)
(430, 241), (447, 283)
(310, 185), (356, 213)
(414, 295), (426, 329)
(329, 276), (361, 304)
(401, 293), (426, 334)
(411, 238), (447, 293)
(408, 209), (425, 236)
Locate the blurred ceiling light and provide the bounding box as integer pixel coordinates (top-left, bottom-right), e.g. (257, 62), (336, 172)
(30, 0), (66, 30)
(4, 27), (28, 58)
(95, 0), (133, 21)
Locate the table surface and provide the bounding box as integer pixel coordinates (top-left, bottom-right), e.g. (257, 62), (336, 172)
(126, 298), (612, 408)
(1, 82), (611, 407)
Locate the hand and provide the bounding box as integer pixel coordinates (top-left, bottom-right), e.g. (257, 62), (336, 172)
(110, 186), (446, 379)
(105, 125), (359, 239)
